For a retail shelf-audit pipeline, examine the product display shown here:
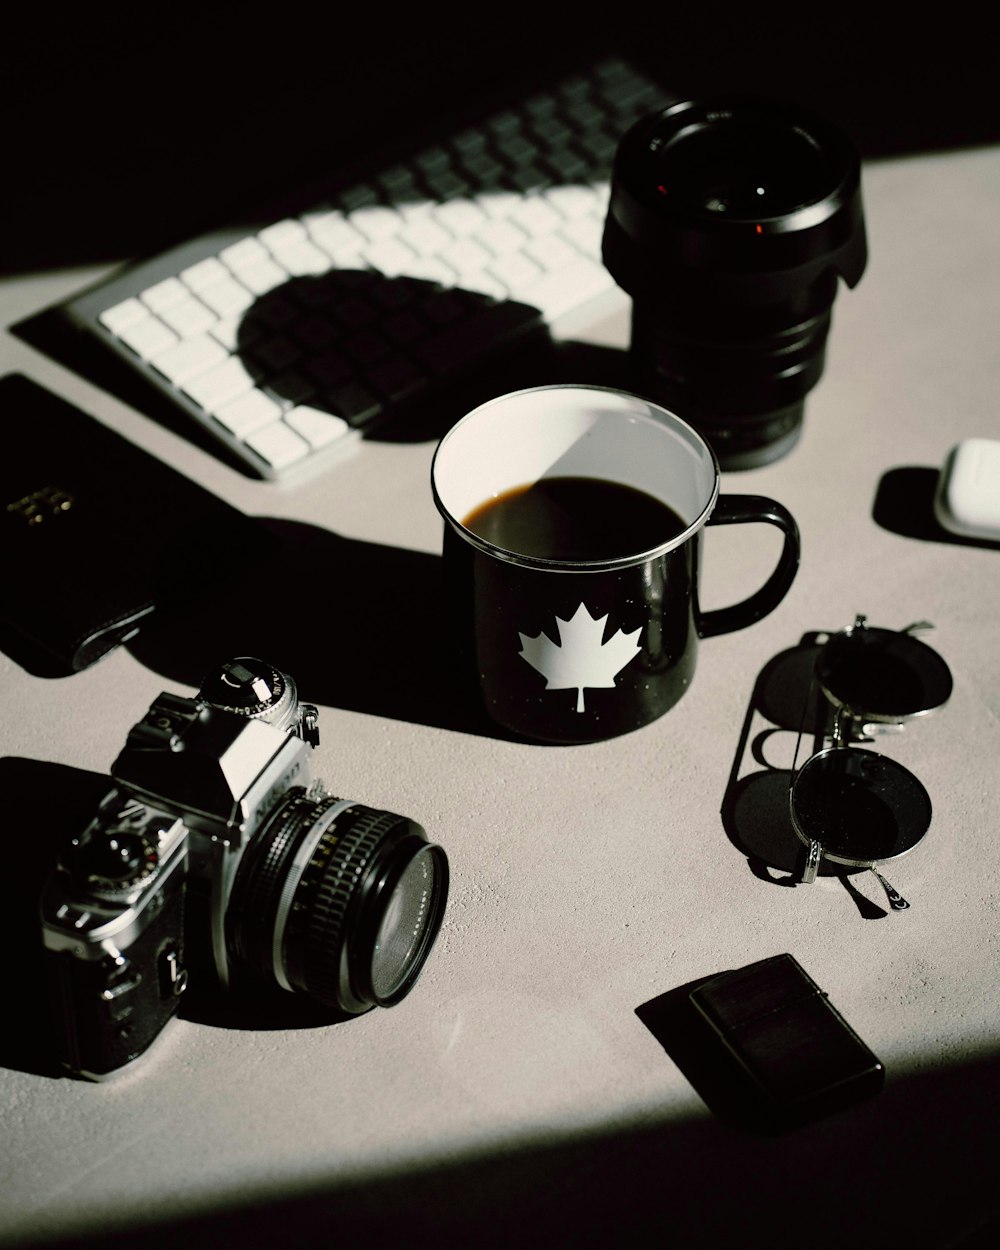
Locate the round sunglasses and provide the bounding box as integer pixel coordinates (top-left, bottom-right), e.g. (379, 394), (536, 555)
(789, 616), (953, 909)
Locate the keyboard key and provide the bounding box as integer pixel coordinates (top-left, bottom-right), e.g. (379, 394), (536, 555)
(182, 355), (257, 411)
(517, 257), (612, 320)
(150, 333), (229, 383)
(180, 257), (231, 293)
(455, 270), (507, 301)
(284, 404), (351, 448)
(462, 150), (505, 186)
(425, 170), (471, 200)
(258, 219), (308, 251)
(350, 205), (404, 243)
(364, 237), (418, 278)
(544, 183), (602, 220)
(213, 388), (283, 437)
(383, 310), (428, 345)
(267, 239), (331, 277)
(439, 237), (493, 282)
(198, 277), (256, 318)
(509, 195), (562, 236)
(236, 257), (289, 296)
(307, 211), (367, 258)
(476, 219), (527, 256)
(245, 420), (310, 470)
(292, 316), (339, 349)
(159, 296), (217, 338)
(140, 277), (188, 313)
(266, 370), (316, 405)
(219, 237), (269, 270)
(116, 315), (180, 360)
(434, 198), (487, 237)
(250, 334), (304, 373)
(523, 233), (578, 272)
(211, 315), (257, 351)
(488, 251), (543, 293)
(398, 215), (451, 256)
(401, 257), (458, 288)
(414, 302), (538, 373)
(561, 215), (604, 254)
(367, 355), (428, 403)
(320, 380), (381, 427)
(99, 297), (148, 335)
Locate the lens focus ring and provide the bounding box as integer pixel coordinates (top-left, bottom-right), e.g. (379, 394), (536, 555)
(287, 807), (408, 1010)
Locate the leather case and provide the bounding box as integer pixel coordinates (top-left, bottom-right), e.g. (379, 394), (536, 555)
(1, 374), (270, 673)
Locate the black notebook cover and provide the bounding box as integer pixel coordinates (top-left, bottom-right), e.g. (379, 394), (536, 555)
(1, 374), (271, 674)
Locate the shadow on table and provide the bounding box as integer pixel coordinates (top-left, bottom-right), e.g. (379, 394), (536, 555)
(719, 632), (908, 921)
(873, 466), (1000, 549)
(122, 515), (509, 739)
(15, 1045), (1000, 1249)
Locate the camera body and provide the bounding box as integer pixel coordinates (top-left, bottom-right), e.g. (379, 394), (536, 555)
(41, 659), (448, 1080)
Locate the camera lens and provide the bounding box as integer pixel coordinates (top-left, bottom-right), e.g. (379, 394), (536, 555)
(602, 98), (867, 469)
(226, 789), (448, 1014)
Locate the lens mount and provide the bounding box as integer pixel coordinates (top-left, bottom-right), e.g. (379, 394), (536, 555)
(226, 789), (448, 1014)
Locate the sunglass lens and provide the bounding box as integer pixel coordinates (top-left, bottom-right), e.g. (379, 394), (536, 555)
(790, 747), (932, 863)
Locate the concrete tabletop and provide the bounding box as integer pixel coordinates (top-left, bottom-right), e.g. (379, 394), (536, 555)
(1, 116), (998, 1250)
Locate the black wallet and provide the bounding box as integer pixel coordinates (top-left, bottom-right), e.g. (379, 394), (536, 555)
(1, 374), (269, 673)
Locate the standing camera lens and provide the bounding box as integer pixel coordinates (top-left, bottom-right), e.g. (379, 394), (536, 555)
(602, 97), (867, 469)
(226, 789), (449, 1015)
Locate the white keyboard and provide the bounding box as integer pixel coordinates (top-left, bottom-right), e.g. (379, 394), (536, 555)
(59, 58), (665, 480)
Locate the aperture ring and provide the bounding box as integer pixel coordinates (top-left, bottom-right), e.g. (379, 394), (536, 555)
(269, 796), (356, 991)
(226, 788), (313, 972)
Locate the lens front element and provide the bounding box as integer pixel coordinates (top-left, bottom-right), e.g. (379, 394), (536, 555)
(653, 114), (835, 219)
(369, 845), (441, 1001)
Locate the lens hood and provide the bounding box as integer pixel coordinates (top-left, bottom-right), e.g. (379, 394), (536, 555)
(603, 97), (867, 300)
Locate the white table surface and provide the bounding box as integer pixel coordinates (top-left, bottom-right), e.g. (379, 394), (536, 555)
(2, 139), (999, 1250)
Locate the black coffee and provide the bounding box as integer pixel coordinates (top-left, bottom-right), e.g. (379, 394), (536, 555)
(462, 475), (687, 561)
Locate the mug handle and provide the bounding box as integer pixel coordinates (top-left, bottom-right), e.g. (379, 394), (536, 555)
(698, 494), (801, 638)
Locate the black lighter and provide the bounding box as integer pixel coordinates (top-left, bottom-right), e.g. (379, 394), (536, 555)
(688, 953), (884, 1126)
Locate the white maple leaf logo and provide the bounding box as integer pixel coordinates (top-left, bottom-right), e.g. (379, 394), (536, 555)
(518, 602), (642, 713)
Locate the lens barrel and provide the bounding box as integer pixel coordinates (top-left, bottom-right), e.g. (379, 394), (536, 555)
(226, 788), (448, 1014)
(602, 97), (867, 468)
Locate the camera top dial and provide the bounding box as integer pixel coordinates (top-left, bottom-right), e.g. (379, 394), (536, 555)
(198, 657), (319, 746)
(200, 658), (290, 718)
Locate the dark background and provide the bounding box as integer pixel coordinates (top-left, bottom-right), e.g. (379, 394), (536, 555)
(6, 8), (997, 276)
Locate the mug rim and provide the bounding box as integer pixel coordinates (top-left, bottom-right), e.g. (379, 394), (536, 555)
(431, 383), (721, 572)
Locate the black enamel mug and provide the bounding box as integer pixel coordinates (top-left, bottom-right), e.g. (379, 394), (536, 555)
(432, 385), (800, 743)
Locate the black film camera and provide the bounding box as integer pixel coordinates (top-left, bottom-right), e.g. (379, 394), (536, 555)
(40, 658), (449, 1080)
(603, 96), (867, 469)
